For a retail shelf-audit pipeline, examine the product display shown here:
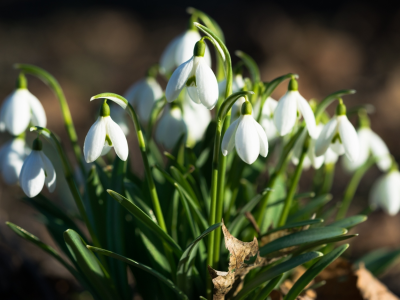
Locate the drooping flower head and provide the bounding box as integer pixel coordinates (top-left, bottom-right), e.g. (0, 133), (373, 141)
(160, 29), (211, 75)
(369, 160), (400, 216)
(166, 39), (219, 110)
(342, 111), (391, 172)
(124, 67), (163, 126)
(273, 77), (317, 138)
(0, 73), (46, 136)
(20, 138), (56, 198)
(0, 137), (30, 185)
(221, 101), (268, 164)
(315, 99), (359, 162)
(83, 100), (128, 163)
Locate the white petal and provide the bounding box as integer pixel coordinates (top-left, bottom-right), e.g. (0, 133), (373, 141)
(160, 35), (181, 74)
(261, 117), (278, 141)
(369, 130), (391, 171)
(137, 78), (163, 124)
(83, 117), (106, 163)
(110, 105), (129, 136)
(195, 59), (219, 109)
(106, 117), (129, 161)
(40, 152), (56, 192)
(2, 89), (31, 135)
(20, 151), (45, 198)
(356, 128), (370, 166)
(296, 93), (317, 138)
(273, 91), (298, 136)
(0, 138), (27, 185)
(253, 119), (269, 157)
(315, 117), (338, 157)
(221, 117), (240, 156)
(338, 115), (359, 162)
(165, 57), (193, 103)
(124, 79), (145, 107)
(370, 172), (400, 216)
(232, 74), (245, 93)
(27, 91), (47, 127)
(324, 147), (339, 164)
(262, 97), (278, 117)
(218, 79), (227, 97)
(101, 144), (112, 156)
(183, 96), (211, 145)
(235, 115), (260, 164)
(187, 86), (201, 104)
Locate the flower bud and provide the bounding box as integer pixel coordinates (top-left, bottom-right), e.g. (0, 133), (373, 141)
(241, 101), (252, 115)
(193, 40), (206, 57)
(288, 77), (298, 91)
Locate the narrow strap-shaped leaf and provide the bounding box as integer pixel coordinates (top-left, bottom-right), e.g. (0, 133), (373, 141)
(235, 50), (260, 83)
(284, 244), (349, 300)
(251, 274), (283, 300)
(288, 194), (332, 222)
(170, 166), (200, 207)
(355, 248), (400, 276)
(259, 227), (347, 257)
(263, 218), (324, 236)
(64, 230), (120, 300)
(234, 251), (323, 299)
(87, 246), (189, 300)
(327, 215), (367, 229)
(107, 189), (183, 256)
(176, 223), (221, 292)
(293, 234), (357, 255)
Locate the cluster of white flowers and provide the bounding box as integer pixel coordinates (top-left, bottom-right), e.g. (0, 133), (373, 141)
(0, 21), (398, 217)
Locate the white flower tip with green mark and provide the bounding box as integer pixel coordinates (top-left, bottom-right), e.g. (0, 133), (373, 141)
(0, 89), (46, 136)
(83, 115), (128, 163)
(370, 170), (400, 216)
(221, 114), (268, 164)
(20, 149), (56, 198)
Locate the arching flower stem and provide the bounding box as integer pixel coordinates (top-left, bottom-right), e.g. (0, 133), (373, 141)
(14, 64), (86, 177)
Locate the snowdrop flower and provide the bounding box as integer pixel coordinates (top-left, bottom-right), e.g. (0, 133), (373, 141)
(315, 100), (359, 162)
(292, 124), (325, 170)
(124, 74), (163, 126)
(166, 40), (218, 109)
(182, 90), (211, 147)
(221, 101), (268, 164)
(324, 146), (339, 165)
(369, 165), (400, 216)
(0, 73), (46, 136)
(84, 101), (128, 163)
(260, 97), (279, 141)
(19, 138), (56, 198)
(155, 104), (187, 150)
(219, 73), (245, 97)
(342, 113), (391, 172)
(273, 78), (317, 138)
(160, 29), (211, 75)
(0, 137), (30, 185)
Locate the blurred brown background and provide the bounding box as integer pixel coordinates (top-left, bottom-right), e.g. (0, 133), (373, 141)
(0, 0), (399, 299)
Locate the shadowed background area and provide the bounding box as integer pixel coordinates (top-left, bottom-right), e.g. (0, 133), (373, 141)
(0, 0), (399, 298)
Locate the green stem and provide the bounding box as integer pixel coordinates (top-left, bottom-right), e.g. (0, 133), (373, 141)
(126, 103), (167, 231)
(30, 127), (100, 247)
(256, 127), (305, 227)
(320, 163), (336, 195)
(335, 157), (376, 220)
(15, 64), (86, 176)
(278, 137), (309, 226)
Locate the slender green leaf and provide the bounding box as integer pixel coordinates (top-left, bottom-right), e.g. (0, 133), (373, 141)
(285, 244), (349, 300)
(88, 246), (188, 300)
(259, 227), (347, 257)
(327, 215), (367, 229)
(293, 234), (357, 255)
(176, 223), (221, 293)
(356, 248), (400, 276)
(235, 50), (260, 82)
(64, 230), (120, 300)
(107, 189), (183, 256)
(234, 251), (323, 299)
(263, 219), (324, 236)
(288, 194), (332, 222)
(252, 274), (283, 300)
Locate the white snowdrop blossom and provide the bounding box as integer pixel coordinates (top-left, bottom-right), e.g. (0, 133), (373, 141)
(0, 138), (30, 185)
(19, 139), (56, 198)
(155, 104), (187, 150)
(260, 97), (279, 141)
(315, 101), (359, 162)
(84, 101), (128, 163)
(273, 78), (317, 138)
(160, 30), (211, 75)
(324, 146), (339, 165)
(182, 90), (211, 147)
(221, 101), (268, 164)
(219, 73), (245, 97)
(343, 127), (391, 172)
(292, 124), (325, 170)
(124, 76), (163, 125)
(165, 40), (218, 110)
(369, 168), (400, 216)
(0, 74), (46, 136)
